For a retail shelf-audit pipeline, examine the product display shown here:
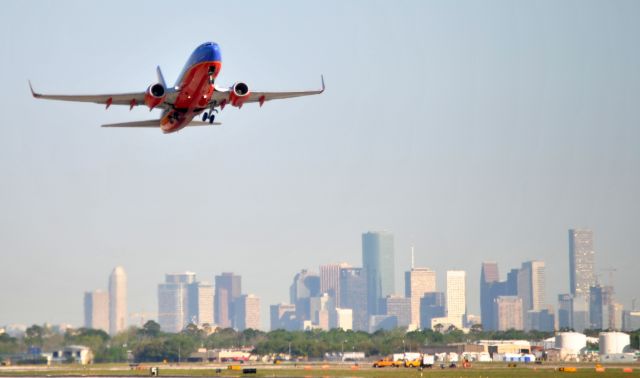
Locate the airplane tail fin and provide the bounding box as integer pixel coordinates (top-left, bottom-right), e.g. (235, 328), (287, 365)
(156, 66), (167, 88)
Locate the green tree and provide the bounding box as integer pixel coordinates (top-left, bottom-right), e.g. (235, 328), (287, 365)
(139, 321), (161, 338)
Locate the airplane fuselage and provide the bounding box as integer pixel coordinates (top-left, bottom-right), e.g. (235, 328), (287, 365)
(161, 42), (222, 133)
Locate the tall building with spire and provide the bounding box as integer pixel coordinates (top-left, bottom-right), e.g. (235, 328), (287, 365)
(109, 266), (127, 335)
(362, 231), (395, 316)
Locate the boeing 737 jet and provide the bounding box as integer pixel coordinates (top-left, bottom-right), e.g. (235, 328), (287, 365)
(29, 42), (324, 133)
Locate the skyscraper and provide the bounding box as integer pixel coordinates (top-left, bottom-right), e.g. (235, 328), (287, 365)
(234, 294), (260, 331)
(157, 272), (213, 332)
(518, 261), (545, 312)
(405, 267), (436, 327)
(569, 229), (596, 296)
(480, 262), (500, 331)
(420, 292), (445, 329)
(494, 296), (523, 331)
(84, 290), (109, 333)
(319, 263), (350, 306)
(270, 303), (297, 331)
(445, 270), (466, 328)
(310, 293), (334, 330)
(569, 229), (596, 332)
(383, 295), (411, 328)
(191, 281), (214, 326)
(517, 261), (546, 331)
(215, 273), (241, 328)
(558, 293), (574, 330)
(158, 272), (196, 333)
(339, 267), (368, 331)
(109, 266), (127, 336)
(289, 269), (320, 324)
(362, 231), (395, 316)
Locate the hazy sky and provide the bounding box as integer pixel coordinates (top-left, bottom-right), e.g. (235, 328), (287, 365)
(1, 1), (639, 330)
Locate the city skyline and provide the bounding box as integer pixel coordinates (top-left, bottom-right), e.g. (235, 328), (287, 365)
(1, 1), (639, 329)
(4, 228), (639, 334)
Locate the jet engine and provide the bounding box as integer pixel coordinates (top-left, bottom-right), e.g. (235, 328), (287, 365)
(229, 82), (250, 107)
(144, 83), (166, 110)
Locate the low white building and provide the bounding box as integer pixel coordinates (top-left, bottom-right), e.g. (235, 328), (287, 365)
(46, 346), (93, 365)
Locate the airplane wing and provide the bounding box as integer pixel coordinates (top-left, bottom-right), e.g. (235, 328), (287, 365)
(211, 75), (325, 105)
(102, 119), (221, 128)
(28, 81), (177, 109)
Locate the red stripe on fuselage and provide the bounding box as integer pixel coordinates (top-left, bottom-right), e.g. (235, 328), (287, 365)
(160, 60), (222, 133)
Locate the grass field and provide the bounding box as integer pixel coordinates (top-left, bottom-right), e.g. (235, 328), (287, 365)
(1, 362), (639, 378)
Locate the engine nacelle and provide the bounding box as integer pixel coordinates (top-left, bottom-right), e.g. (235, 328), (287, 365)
(229, 82), (250, 107)
(144, 83), (166, 110)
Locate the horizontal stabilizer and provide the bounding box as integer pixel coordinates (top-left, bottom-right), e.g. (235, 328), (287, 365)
(102, 120), (162, 127)
(101, 119), (222, 128)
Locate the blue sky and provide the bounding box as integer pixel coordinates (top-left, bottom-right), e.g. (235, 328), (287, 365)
(1, 0), (639, 329)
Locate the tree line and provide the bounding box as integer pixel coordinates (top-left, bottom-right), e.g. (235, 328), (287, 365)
(1, 322), (638, 363)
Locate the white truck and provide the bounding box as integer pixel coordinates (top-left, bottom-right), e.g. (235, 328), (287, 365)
(422, 354), (435, 367)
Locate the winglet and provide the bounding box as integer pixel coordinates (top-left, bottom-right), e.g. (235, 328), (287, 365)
(320, 75), (325, 93)
(156, 66), (167, 88)
(28, 80), (40, 98)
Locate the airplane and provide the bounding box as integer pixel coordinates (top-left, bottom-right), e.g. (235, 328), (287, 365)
(29, 42), (324, 134)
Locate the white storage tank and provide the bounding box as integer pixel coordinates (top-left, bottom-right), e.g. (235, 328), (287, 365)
(556, 332), (587, 355)
(599, 332), (630, 354)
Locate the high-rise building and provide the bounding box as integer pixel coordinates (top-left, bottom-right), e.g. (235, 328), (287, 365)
(589, 285), (614, 330)
(109, 266), (127, 336)
(234, 294), (260, 331)
(339, 267), (368, 331)
(331, 308), (353, 330)
(569, 229), (596, 296)
(405, 267), (436, 327)
(158, 272), (196, 333)
(569, 229), (596, 331)
(445, 270), (466, 328)
(558, 294), (573, 330)
(623, 311), (640, 332)
(383, 295), (411, 328)
(420, 292), (445, 329)
(310, 293), (335, 330)
(518, 261), (545, 312)
(215, 273), (241, 328)
(270, 303), (297, 331)
(191, 281), (214, 326)
(84, 290), (109, 333)
(480, 262), (500, 331)
(494, 296), (523, 331)
(157, 273), (214, 332)
(362, 231), (395, 316)
(289, 269), (320, 324)
(319, 263), (350, 307)
(517, 260), (545, 330)
(479, 263), (519, 331)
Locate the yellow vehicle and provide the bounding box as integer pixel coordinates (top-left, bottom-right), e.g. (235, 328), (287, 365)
(405, 358), (421, 368)
(372, 359), (395, 368)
